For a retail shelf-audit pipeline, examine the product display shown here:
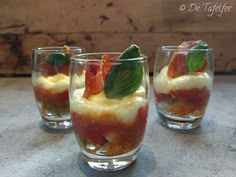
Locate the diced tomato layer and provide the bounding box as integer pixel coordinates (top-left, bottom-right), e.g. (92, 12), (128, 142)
(154, 88), (210, 117)
(40, 62), (69, 76)
(34, 85), (69, 108)
(154, 91), (172, 102)
(170, 88), (210, 108)
(71, 104), (148, 156)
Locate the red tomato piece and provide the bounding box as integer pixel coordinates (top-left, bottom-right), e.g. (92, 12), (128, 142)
(101, 55), (118, 81)
(167, 41), (199, 78)
(83, 63), (104, 98)
(167, 53), (187, 78)
(83, 55), (118, 98)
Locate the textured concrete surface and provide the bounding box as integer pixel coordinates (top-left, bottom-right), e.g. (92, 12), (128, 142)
(0, 75), (236, 177)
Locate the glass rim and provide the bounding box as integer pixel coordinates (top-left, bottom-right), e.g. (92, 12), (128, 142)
(71, 52), (148, 62)
(32, 46), (85, 52)
(160, 46), (213, 52)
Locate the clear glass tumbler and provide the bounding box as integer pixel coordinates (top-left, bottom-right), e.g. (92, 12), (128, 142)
(69, 52), (150, 171)
(32, 46), (84, 130)
(153, 46), (214, 130)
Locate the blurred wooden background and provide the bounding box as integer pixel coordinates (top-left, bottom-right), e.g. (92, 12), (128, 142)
(0, 0), (236, 75)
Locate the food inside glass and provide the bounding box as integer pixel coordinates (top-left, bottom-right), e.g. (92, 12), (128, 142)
(153, 40), (214, 129)
(70, 44), (150, 171)
(32, 46), (84, 129)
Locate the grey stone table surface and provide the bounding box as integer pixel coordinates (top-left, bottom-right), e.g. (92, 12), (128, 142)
(0, 75), (235, 177)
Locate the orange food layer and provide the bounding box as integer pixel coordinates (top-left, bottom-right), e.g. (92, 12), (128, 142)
(71, 104), (148, 156)
(154, 88), (210, 117)
(34, 85), (69, 108)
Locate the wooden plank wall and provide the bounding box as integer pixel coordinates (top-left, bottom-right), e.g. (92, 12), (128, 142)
(0, 0), (236, 75)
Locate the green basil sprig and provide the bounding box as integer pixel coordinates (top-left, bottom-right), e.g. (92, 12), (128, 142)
(186, 40), (208, 72)
(104, 44), (143, 99)
(46, 53), (70, 65)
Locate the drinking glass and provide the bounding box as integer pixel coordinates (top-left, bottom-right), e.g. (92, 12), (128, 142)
(32, 46), (84, 130)
(69, 52), (149, 171)
(153, 46), (214, 130)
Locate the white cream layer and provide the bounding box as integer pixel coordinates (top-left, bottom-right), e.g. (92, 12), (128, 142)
(154, 66), (212, 94)
(70, 87), (147, 124)
(36, 73), (85, 93)
(36, 73), (69, 93)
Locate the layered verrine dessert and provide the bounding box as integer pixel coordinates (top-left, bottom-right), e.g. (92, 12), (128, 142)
(70, 45), (149, 170)
(32, 46), (84, 129)
(153, 40), (214, 129)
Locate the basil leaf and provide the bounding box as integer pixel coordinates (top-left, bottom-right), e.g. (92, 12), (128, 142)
(186, 40), (208, 72)
(119, 44), (141, 59)
(104, 45), (143, 98)
(46, 53), (70, 65)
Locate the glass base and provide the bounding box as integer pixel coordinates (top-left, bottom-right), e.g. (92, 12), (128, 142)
(158, 112), (202, 130)
(42, 118), (72, 130)
(81, 147), (140, 171)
